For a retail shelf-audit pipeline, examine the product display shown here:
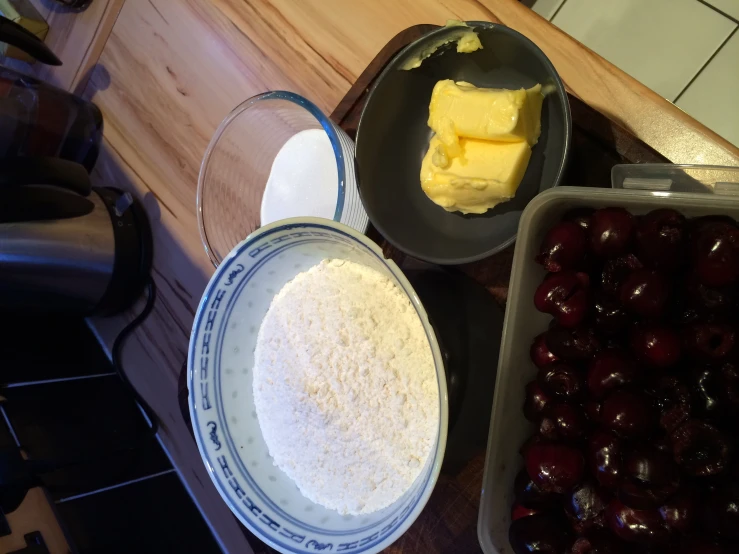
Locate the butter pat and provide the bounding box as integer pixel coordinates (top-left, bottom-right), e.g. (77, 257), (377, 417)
(401, 20), (482, 70)
(428, 80), (543, 164)
(421, 136), (531, 214)
(445, 20), (483, 53)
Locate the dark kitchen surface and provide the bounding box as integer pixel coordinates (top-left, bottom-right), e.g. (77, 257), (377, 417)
(0, 315), (114, 385)
(56, 472), (221, 554)
(0, 315), (221, 553)
(0, 410), (14, 449)
(2, 375), (171, 501)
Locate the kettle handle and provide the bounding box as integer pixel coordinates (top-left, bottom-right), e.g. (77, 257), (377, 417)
(0, 16), (62, 66)
(0, 157), (92, 196)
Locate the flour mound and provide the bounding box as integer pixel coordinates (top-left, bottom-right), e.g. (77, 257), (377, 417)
(253, 259), (439, 515)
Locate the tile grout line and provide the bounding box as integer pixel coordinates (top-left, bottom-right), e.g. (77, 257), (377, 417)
(697, 0), (739, 25)
(85, 320), (228, 554)
(54, 468), (176, 504)
(0, 405), (21, 447)
(1, 372), (117, 389)
(673, 25), (738, 103)
(549, 0), (568, 22)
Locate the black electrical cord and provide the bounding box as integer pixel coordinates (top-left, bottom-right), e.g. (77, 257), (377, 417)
(112, 276), (159, 436)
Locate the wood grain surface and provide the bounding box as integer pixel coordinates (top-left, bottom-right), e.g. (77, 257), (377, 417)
(62, 0), (739, 551)
(0, 488), (71, 554)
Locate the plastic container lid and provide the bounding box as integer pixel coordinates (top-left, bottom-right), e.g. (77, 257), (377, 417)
(612, 163), (739, 195)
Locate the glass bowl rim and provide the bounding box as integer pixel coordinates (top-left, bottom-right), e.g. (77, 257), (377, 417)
(196, 91), (347, 267)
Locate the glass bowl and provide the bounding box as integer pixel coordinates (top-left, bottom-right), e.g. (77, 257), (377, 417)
(188, 217), (448, 553)
(197, 91), (368, 267)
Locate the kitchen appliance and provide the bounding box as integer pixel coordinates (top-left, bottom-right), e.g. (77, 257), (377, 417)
(0, 16), (103, 171)
(0, 16), (148, 314)
(0, 156), (153, 314)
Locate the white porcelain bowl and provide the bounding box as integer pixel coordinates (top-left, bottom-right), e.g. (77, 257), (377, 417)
(188, 217), (448, 554)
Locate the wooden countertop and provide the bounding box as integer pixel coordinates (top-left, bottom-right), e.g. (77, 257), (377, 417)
(28, 0), (738, 551)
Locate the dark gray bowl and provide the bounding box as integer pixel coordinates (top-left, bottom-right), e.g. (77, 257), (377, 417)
(355, 22), (572, 264)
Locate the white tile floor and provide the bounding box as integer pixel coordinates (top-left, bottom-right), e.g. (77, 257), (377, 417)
(532, 0), (739, 148)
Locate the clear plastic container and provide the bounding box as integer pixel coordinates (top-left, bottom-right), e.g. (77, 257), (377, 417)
(612, 163), (739, 195)
(477, 169), (739, 553)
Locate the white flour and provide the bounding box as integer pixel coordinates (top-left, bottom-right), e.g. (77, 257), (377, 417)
(253, 259), (439, 515)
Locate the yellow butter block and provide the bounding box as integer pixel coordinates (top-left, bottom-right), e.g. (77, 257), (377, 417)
(427, 80), (543, 164)
(420, 135), (531, 214)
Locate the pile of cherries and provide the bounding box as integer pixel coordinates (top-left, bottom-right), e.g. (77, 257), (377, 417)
(509, 207), (739, 554)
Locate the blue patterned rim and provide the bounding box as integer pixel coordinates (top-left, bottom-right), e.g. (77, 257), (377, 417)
(188, 219), (448, 554)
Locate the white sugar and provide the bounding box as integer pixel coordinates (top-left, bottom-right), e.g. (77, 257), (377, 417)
(260, 129), (338, 225)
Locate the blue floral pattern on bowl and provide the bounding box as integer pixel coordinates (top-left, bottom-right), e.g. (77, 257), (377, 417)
(188, 218), (448, 554)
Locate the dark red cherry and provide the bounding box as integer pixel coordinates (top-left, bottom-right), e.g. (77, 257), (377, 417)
(602, 390), (657, 439)
(688, 215), (738, 236)
(718, 362), (739, 410)
(546, 325), (601, 361)
(630, 325), (682, 368)
(677, 539), (729, 554)
(658, 487), (697, 533)
(588, 430), (622, 489)
(682, 322), (736, 363)
(536, 221), (588, 272)
(565, 480), (610, 534)
(538, 363), (583, 400)
(652, 434), (672, 454)
(593, 293), (630, 336)
(691, 221), (739, 287)
(618, 445), (679, 509)
(585, 399), (603, 424)
(587, 350), (640, 401)
(514, 468), (558, 509)
(526, 443), (585, 494)
(619, 269), (669, 319)
(692, 367), (724, 416)
(538, 402), (587, 442)
(511, 503), (541, 521)
(590, 208), (635, 258)
(623, 445), (678, 488)
(704, 482), (739, 540)
(571, 531), (626, 554)
(605, 499), (670, 544)
(534, 272), (591, 327)
(601, 254), (643, 296)
(681, 274), (737, 315)
(651, 375), (692, 432)
(531, 332), (561, 369)
(563, 207), (595, 233)
(508, 513), (570, 554)
(520, 434), (544, 458)
(671, 420), (730, 477)
(524, 381), (551, 422)
(635, 209), (686, 270)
